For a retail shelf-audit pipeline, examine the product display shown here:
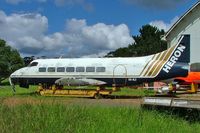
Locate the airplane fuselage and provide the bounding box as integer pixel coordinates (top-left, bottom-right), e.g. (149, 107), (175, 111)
(10, 35), (190, 88)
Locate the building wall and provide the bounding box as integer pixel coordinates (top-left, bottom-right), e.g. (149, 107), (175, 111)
(166, 4), (200, 64)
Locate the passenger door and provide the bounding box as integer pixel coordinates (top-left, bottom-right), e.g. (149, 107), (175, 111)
(113, 64), (127, 86)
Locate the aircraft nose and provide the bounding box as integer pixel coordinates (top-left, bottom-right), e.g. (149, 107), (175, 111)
(10, 69), (21, 84)
(9, 71), (18, 86)
(10, 67), (27, 78)
(10, 69), (21, 78)
(9, 67), (27, 85)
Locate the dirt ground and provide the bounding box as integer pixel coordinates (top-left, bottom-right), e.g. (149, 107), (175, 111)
(3, 91), (200, 108)
(0, 96), (143, 107)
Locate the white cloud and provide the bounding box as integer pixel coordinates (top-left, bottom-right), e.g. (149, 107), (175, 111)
(0, 11), (133, 57)
(0, 11), (48, 54)
(149, 16), (179, 31)
(150, 20), (170, 31)
(81, 22), (132, 49)
(81, 51), (110, 58)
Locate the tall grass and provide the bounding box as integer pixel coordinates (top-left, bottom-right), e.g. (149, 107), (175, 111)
(0, 104), (199, 133)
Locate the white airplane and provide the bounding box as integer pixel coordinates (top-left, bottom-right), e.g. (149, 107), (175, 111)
(9, 35), (190, 90)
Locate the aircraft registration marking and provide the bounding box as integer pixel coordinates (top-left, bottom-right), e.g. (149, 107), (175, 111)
(128, 78), (137, 81)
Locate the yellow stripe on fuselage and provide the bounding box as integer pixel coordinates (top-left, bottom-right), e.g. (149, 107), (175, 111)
(142, 45), (177, 77)
(146, 50), (167, 76)
(143, 53), (161, 76)
(139, 55), (155, 76)
(149, 45), (176, 77)
(150, 46), (176, 76)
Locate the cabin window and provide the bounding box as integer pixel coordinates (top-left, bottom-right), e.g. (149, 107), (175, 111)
(57, 67), (65, 72)
(29, 62), (38, 67)
(66, 67), (75, 72)
(86, 67), (95, 72)
(96, 67), (106, 72)
(48, 67), (55, 72)
(76, 67), (85, 72)
(39, 67), (46, 72)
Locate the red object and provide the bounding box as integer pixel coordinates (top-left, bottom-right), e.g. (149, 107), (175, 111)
(176, 72), (200, 84)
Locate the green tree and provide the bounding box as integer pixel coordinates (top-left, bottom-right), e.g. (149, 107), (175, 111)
(0, 39), (24, 83)
(106, 24), (167, 57)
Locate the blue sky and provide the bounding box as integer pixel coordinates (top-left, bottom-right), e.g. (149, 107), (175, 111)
(0, 0), (198, 57)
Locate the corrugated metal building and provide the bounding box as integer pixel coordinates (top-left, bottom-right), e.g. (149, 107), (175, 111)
(165, 1), (200, 64)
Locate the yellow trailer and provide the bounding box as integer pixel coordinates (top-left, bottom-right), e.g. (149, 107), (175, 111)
(37, 85), (115, 99)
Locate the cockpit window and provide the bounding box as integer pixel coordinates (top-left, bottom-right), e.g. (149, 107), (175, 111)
(29, 62), (38, 67)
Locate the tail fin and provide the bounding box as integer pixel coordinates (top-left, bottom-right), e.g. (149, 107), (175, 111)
(140, 35), (190, 78)
(161, 34), (190, 75)
(174, 34), (190, 63)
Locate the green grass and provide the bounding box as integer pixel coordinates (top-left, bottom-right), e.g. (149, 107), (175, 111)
(112, 87), (154, 96)
(0, 104), (200, 133)
(0, 81), (200, 133)
(0, 85), (37, 97)
(0, 79), (37, 97)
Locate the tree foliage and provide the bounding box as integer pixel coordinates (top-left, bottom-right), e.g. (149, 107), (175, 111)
(0, 39), (24, 83)
(106, 25), (167, 57)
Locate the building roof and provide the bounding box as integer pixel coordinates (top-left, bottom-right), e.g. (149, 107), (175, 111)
(165, 1), (200, 38)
